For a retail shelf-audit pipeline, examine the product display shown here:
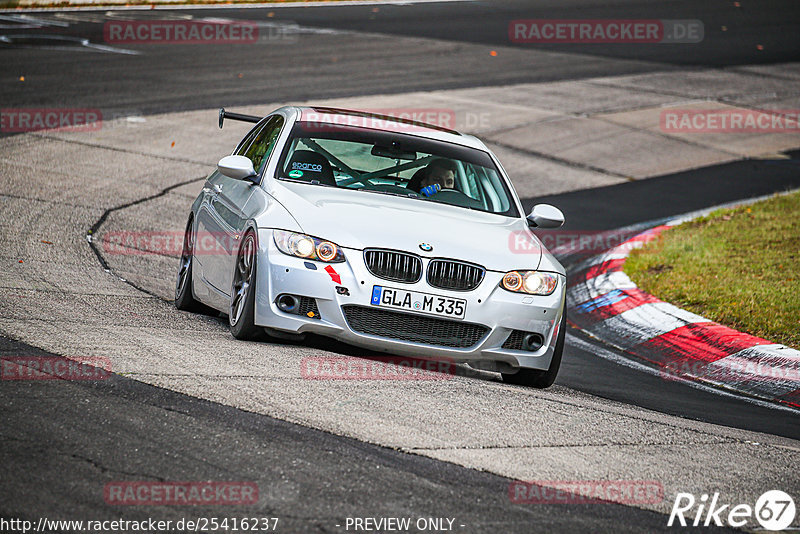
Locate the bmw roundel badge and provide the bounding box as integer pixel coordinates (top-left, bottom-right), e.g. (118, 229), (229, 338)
(419, 243), (433, 252)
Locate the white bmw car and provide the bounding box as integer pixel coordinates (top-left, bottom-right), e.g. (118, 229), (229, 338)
(176, 106), (567, 387)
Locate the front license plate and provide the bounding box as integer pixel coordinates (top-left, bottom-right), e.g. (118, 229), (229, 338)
(370, 286), (466, 319)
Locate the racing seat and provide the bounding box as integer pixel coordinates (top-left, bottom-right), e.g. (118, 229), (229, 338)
(285, 150), (336, 186)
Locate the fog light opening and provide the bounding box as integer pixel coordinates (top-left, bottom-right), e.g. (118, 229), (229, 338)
(276, 294), (300, 313)
(522, 333), (544, 352)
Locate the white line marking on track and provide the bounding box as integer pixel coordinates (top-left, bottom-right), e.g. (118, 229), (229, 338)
(0, 33), (139, 54)
(2, 0), (472, 14)
(0, 13), (69, 26)
(707, 345), (800, 397)
(567, 333), (799, 413)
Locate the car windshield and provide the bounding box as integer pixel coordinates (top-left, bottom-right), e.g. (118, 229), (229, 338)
(274, 121), (519, 217)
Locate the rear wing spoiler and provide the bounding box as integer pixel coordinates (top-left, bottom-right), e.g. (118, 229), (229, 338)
(218, 108), (262, 129)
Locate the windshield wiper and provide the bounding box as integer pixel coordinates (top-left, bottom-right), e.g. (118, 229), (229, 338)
(356, 189), (417, 198)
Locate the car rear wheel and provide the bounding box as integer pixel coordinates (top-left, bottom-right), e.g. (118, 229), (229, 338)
(229, 230), (262, 340)
(502, 310), (566, 389)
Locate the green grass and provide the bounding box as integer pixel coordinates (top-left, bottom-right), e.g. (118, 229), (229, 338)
(625, 190), (800, 350)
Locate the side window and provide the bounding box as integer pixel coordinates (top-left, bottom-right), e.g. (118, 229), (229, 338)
(239, 116), (284, 175)
(464, 163), (487, 205)
(234, 125), (260, 157)
(464, 167), (474, 197)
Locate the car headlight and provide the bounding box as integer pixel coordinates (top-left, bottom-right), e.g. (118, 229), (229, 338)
(501, 270), (558, 295)
(273, 230), (345, 263)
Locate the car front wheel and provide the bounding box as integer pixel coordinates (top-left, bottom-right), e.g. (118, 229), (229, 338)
(229, 230), (262, 340)
(175, 215), (211, 313)
(502, 310), (566, 389)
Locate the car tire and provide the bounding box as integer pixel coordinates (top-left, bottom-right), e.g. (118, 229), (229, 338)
(175, 215), (214, 314)
(229, 230), (263, 340)
(502, 309), (566, 389)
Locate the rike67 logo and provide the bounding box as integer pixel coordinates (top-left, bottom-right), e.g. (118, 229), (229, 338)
(669, 490), (796, 530)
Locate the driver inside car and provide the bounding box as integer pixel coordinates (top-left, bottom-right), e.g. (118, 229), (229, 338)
(409, 158), (457, 197)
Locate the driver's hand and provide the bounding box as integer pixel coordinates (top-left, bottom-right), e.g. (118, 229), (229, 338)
(420, 183), (442, 197)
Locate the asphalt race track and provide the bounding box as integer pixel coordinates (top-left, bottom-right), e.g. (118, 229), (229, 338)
(1, 1), (799, 532)
(0, 335), (702, 533)
(2, 0), (799, 115)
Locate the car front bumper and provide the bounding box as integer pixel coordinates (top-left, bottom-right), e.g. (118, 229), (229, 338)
(254, 229), (566, 372)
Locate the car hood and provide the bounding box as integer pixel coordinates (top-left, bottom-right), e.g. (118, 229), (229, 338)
(268, 182), (544, 272)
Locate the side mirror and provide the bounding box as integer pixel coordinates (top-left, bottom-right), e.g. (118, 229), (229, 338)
(217, 155), (257, 182)
(527, 204), (565, 229)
